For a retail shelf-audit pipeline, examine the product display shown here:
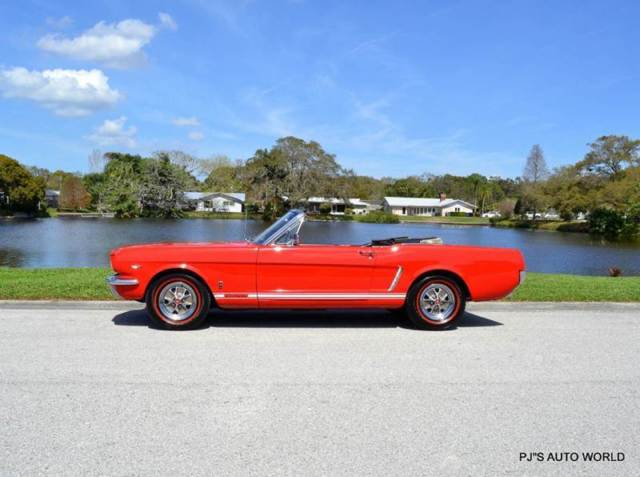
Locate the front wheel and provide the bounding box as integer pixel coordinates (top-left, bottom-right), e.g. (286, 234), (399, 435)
(405, 276), (466, 330)
(146, 273), (211, 330)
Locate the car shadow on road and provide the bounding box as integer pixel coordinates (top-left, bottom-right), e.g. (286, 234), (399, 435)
(112, 309), (502, 330)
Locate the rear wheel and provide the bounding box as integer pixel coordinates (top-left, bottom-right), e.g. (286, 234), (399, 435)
(146, 273), (211, 330)
(405, 276), (466, 330)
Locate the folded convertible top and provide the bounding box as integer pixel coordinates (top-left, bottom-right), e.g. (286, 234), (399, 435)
(370, 236), (443, 246)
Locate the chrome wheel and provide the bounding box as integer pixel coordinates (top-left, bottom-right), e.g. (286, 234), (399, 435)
(419, 283), (456, 322)
(158, 281), (197, 321)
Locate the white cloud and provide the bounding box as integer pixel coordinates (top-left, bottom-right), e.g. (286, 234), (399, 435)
(172, 116), (200, 127)
(46, 16), (73, 29)
(37, 18), (158, 68)
(0, 67), (122, 116)
(87, 117), (137, 148)
(188, 131), (204, 141)
(158, 12), (177, 30)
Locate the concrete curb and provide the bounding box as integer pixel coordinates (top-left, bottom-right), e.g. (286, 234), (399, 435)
(0, 300), (638, 312)
(0, 300), (145, 311)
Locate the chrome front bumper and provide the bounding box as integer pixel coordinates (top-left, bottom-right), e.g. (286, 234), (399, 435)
(106, 275), (139, 299)
(519, 270), (526, 284)
(511, 270), (526, 294)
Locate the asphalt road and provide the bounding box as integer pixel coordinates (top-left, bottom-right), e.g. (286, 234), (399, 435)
(0, 301), (639, 476)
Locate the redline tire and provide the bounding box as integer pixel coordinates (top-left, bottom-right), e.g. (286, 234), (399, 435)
(405, 276), (466, 330)
(146, 273), (211, 330)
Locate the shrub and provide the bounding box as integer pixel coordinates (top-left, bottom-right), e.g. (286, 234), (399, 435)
(497, 198), (516, 219)
(560, 210), (574, 221)
(356, 211), (400, 224)
(588, 208), (626, 238)
(608, 267), (623, 277)
(245, 202), (260, 215)
(319, 202), (332, 215)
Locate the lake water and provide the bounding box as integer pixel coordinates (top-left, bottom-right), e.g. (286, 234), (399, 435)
(1, 217), (639, 275)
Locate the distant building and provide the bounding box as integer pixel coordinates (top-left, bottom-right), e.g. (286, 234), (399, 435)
(383, 194), (475, 217)
(305, 197), (377, 215)
(524, 209), (560, 220)
(45, 189), (60, 208)
(183, 192), (245, 213)
(481, 210), (501, 218)
(347, 198), (379, 215)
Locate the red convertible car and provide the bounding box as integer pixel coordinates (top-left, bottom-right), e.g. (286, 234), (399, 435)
(108, 210), (525, 330)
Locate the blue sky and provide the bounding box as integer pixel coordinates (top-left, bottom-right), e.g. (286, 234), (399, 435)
(1, 0), (639, 178)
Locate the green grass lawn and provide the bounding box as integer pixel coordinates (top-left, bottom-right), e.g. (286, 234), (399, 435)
(1, 268), (639, 302)
(0, 268), (113, 300)
(492, 219), (590, 233)
(401, 216), (491, 225)
(507, 273), (640, 301)
(183, 211), (260, 220)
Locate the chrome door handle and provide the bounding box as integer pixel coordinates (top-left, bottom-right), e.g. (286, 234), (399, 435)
(359, 250), (374, 257)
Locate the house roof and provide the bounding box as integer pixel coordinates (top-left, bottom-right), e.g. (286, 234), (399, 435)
(347, 198), (369, 207)
(306, 197), (345, 204)
(306, 197), (372, 207)
(184, 192), (245, 202)
(384, 196), (476, 209)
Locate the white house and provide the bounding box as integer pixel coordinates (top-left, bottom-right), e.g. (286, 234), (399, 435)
(383, 194), (475, 217)
(184, 192), (245, 213)
(347, 198), (379, 215)
(305, 197), (377, 215)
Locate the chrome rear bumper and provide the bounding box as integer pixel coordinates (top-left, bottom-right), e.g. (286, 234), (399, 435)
(106, 275), (139, 286)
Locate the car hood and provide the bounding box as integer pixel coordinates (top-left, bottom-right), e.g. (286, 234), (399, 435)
(111, 241), (250, 255)
(109, 241), (254, 272)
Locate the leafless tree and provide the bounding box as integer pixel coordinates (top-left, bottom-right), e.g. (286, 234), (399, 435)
(523, 144), (550, 183)
(157, 150), (201, 176)
(522, 144), (550, 220)
(88, 149), (105, 173)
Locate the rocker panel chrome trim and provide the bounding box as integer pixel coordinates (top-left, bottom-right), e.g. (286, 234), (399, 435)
(216, 292), (405, 300)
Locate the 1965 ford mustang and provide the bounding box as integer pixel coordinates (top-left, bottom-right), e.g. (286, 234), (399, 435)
(108, 209), (526, 330)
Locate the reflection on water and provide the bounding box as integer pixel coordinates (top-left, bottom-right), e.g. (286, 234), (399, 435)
(0, 247), (25, 267)
(1, 217), (639, 275)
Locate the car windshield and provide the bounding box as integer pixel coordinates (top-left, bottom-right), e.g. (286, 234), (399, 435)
(252, 209), (304, 245)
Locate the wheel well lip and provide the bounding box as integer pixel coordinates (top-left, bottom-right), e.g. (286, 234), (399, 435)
(411, 269), (472, 300)
(145, 266), (214, 304)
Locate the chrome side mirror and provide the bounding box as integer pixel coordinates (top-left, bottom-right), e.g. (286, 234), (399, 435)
(293, 233), (300, 246)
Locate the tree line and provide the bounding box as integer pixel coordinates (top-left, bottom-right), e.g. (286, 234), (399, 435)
(1, 135), (638, 237)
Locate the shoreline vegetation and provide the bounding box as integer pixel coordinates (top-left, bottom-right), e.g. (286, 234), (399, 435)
(491, 218), (591, 233)
(6, 212), (605, 235)
(1, 212), (633, 238)
(2, 134), (639, 240)
(0, 268), (638, 302)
